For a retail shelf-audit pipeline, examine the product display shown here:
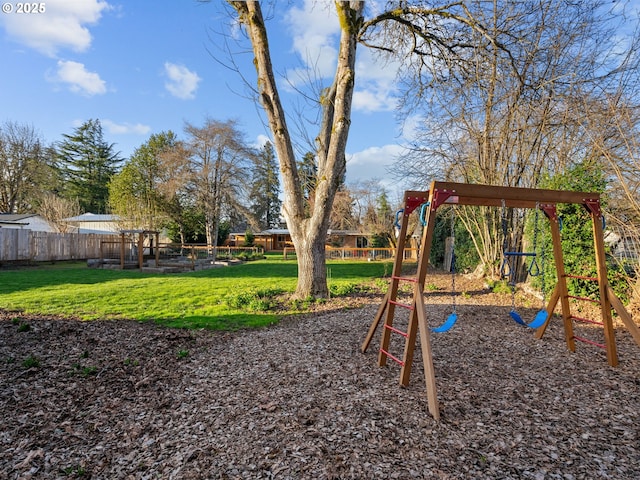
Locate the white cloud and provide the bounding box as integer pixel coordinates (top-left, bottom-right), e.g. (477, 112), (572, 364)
(352, 48), (401, 113)
(400, 114), (423, 142)
(0, 0), (110, 57)
(346, 144), (406, 193)
(163, 62), (201, 100)
(50, 60), (106, 96)
(255, 134), (272, 148)
(284, 0), (340, 79)
(352, 87), (396, 113)
(282, 2), (400, 113)
(102, 119), (151, 136)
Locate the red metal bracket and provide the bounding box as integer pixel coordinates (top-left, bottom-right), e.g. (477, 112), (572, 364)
(405, 195), (429, 215)
(540, 203), (557, 221)
(431, 188), (457, 211)
(583, 198), (601, 218)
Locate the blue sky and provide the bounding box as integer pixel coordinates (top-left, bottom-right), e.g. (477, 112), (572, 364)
(3, 1), (638, 199)
(0, 0), (408, 193)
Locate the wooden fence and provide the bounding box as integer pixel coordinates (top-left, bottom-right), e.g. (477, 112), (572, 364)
(0, 229), (121, 262)
(285, 246), (419, 261)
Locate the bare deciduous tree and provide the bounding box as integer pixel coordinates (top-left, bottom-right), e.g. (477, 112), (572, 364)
(226, 1), (494, 297)
(388, 0), (639, 275)
(37, 193), (81, 233)
(0, 121), (50, 214)
(583, 71), (640, 302)
(185, 118), (256, 256)
(227, 1), (361, 298)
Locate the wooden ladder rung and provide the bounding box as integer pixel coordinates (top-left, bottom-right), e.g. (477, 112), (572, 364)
(565, 274), (599, 282)
(570, 315), (603, 326)
(389, 299), (414, 310)
(384, 324), (408, 337)
(567, 295), (600, 304)
(379, 348), (405, 366)
(392, 275), (418, 283)
(573, 335), (606, 349)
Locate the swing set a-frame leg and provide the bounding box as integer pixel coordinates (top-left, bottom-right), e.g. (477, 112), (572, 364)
(606, 285), (640, 346)
(361, 286), (441, 420)
(415, 289), (440, 420)
(535, 205), (577, 353)
(361, 291), (389, 353)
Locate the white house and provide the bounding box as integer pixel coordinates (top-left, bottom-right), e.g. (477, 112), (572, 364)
(0, 214), (55, 232)
(63, 213), (122, 234)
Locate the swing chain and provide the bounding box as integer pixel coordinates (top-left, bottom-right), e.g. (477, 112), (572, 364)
(527, 203), (541, 277)
(500, 199), (518, 311)
(450, 207), (456, 314)
(539, 213), (547, 311)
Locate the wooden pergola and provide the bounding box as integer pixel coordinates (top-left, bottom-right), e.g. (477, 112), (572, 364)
(119, 230), (160, 270)
(362, 181), (640, 420)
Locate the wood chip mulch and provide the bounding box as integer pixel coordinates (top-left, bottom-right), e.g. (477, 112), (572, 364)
(1, 272), (639, 479)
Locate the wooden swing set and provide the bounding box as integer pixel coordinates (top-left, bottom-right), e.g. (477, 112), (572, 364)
(362, 181), (640, 420)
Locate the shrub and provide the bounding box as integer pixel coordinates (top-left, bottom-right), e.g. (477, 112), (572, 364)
(235, 251), (265, 262)
(488, 280), (512, 294)
(243, 230), (255, 247)
(225, 287), (284, 312)
(533, 159), (629, 301)
(329, 282), (360, 296)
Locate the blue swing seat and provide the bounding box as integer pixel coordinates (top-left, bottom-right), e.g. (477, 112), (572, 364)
(432, 312), (458, 333)
(509, 309), (548, 329)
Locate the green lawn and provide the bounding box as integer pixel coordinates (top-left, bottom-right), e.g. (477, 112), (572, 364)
(0, 258), (392, 329)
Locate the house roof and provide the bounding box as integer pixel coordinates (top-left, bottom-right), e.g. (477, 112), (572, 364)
(64, 213), (120, 222)
(0, 214), (39, 222)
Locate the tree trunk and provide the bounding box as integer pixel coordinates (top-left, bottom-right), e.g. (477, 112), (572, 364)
(205, 201), (219, 259)
(230, 1), (363, 298)
(294, 232), (329, 298)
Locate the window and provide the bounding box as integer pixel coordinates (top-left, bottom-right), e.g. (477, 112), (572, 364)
(356, 236), (368, 248)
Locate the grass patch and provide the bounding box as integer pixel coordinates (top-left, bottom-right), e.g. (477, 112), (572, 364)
(0, 257), (392, 330)
(22, 355), (40, 369)
(61, 465), (87, 477)
(177, 349), (189, 359)
(71, 364), (98, 377)
(17, 322), (31, 332)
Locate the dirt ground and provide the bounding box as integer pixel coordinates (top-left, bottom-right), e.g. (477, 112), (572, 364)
(1, 272), (639, 479)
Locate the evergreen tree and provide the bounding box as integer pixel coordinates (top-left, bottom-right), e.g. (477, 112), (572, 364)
(57, 119), (122, 213)
(249, 141), (281, 229)
(109, 131), (184, 230)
